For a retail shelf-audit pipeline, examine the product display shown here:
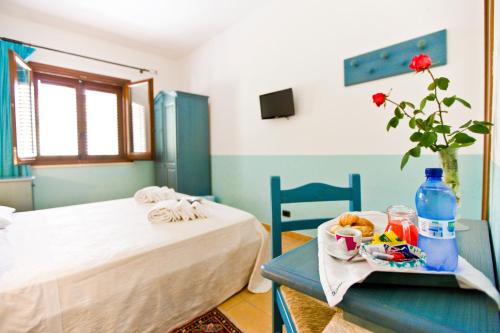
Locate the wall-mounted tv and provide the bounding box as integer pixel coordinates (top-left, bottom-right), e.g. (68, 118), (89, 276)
(259, 88), (295, 119)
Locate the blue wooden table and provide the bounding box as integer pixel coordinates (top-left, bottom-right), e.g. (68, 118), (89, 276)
(261, 219), (499, 333)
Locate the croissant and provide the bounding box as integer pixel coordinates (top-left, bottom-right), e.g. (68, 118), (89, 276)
(334, 214), (375, 237)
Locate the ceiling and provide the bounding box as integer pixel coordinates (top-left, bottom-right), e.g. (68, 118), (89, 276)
(0, 0), (268, 58)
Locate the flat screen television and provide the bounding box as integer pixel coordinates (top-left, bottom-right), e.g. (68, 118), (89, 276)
(259, 88), (295, 119)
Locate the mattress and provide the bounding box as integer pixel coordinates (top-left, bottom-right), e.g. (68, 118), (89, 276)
(0, 198), (271, 332)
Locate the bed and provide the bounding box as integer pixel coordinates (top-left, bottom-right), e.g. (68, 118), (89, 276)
(0, 197), (270, 332)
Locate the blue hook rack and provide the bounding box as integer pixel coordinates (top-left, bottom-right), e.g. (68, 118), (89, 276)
(344, 29), (447, 86)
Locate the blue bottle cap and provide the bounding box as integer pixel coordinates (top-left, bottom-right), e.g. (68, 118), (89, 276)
(425, 168), (443, 178)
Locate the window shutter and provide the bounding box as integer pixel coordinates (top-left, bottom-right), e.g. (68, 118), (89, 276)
(9, 50), (37, 164)
(125, 79), (154, 160)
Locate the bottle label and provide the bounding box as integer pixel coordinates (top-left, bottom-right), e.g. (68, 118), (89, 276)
(418, 217), (455, 239)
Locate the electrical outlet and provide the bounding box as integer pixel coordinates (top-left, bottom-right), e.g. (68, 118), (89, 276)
(282, 210), (291, 217)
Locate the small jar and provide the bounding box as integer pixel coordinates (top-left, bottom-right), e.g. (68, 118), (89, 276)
(386, 205), (419, 246)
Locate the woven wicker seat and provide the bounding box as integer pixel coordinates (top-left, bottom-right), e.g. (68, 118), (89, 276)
(280, 286), (336, 333)
(280, 286), (373, 333)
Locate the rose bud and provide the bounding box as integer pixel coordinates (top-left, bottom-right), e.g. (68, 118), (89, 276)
(372, 93), (386, 107)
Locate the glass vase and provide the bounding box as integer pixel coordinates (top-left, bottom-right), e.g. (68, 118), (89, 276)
(438, 147), (460, 205)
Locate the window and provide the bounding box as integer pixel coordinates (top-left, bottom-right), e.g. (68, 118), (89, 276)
(9, 51), (154, 165)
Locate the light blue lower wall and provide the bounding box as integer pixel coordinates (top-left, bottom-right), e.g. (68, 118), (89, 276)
(489, 161), (500, 287)
(212, 155), (483, 229)
(32, 161), (155, 209)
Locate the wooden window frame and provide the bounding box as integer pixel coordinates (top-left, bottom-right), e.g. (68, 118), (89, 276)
(12, 61), (155, 166)
(125, 78), (155, 160)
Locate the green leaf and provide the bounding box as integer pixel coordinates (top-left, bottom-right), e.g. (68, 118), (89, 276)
(434, 124), (451, 134)
(427, 81), (436, 91)
(460, 120), (472, 128)
(425, 113), (436, 127)
(410, 132), (423, 142)
(419, 98), (427, 111)
(437, 77), (450, 90)
(414, 109), (424, 116)
(450, 141), (475, 148)
(468, 124), (490, 134)
(415, 118), (426, 130)
(454, 132), (476, 144)
(386, 117), (399, 131)
(473, 120), (494, 126)
(420, 132), (438, 147)
(409, 146), (421, 157)
(394, 107), (404, 119)
(443, 96), (456, 107)
(426, 93), (436, 101)
(409, 117), (417, 129)
(404, 101), (415, 109)
(400, 152), (410, 170)
(455, 97), (471, 108)
(399, 102), (406, 109)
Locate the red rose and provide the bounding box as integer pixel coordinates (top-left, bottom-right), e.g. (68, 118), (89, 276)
(372, 93), (386, 107)
(409, 54), (432, 72)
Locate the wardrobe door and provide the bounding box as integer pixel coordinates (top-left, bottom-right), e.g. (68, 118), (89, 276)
(176, 92), (210, 195)
(165, 96), (178, 190)
(153, 93), (167, 186)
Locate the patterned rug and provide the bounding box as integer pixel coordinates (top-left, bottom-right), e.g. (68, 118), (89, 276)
(171, 308), (243, 333)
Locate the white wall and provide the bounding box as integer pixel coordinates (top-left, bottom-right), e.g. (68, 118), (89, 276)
(0, 13), (181, 92)
(181, 0), (484, 156)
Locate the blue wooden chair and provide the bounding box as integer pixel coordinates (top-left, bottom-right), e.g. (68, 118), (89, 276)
(270, 174), (361, 333)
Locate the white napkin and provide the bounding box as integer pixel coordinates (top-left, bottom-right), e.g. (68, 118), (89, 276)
(318, 211), (500, 308)
(0, 206), (15, 229)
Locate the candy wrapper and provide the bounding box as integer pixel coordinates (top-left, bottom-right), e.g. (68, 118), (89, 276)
(361, 243), (426, 267)
(371, 230), (406, 246)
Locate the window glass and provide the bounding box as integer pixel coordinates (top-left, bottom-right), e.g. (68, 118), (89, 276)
(85, 89), (119, 156)
(38, 81), (78, 156)
(131, 102), (147, 153)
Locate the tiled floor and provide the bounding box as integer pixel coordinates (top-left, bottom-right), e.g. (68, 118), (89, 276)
(217, 234), (309, 333)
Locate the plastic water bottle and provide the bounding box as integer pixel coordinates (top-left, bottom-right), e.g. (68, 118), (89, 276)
(415, 168), (458, 271)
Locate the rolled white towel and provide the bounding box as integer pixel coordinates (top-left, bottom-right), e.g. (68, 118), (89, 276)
(148, 200), (178, 223)
(134, 186), (159, 204)
(0, 206), (15, 229)
(134, 186), (176, 204)
(192, 201), (208, 219)
(153, 187), (176, 202)
(147, 199), (208, 223)
(176, 199), (196, 221)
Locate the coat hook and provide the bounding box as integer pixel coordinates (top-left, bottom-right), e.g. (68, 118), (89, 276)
(417, 40), (427, 50)
(380, 51), (389, 60)
(350, 59), (359, 68)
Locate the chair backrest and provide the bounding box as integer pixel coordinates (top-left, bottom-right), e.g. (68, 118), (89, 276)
(270, 174), (361, 258)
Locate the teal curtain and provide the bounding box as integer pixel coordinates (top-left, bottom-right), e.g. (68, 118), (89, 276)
(0, 41), (35, 178)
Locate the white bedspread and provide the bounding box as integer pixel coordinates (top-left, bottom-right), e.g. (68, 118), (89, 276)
(0, 198), (271, 332)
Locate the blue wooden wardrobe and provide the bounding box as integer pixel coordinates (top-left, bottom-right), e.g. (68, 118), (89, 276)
(154, 91), (211, 196)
